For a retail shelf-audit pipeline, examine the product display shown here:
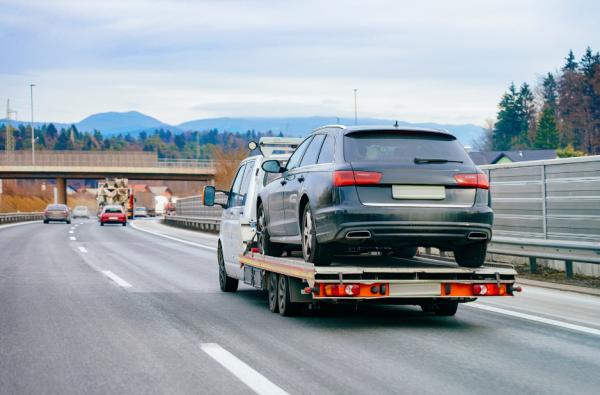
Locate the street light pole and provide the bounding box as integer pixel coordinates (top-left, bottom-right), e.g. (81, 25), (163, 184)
(353, 89), (358, 125)
(30, 84), (36, 166)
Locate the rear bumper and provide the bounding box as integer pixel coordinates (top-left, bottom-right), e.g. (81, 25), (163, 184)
(315, 205), (493, 248)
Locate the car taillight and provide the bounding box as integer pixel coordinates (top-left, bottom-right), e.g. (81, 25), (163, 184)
(333, 171), (382, 187)
(472, 283), (505, 296)
(454, 173), (489, 189)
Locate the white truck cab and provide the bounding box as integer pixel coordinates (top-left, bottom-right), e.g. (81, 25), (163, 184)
(203, 138), (301, 284)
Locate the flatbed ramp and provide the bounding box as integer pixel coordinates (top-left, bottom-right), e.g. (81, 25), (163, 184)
(238, 252), (519, 313)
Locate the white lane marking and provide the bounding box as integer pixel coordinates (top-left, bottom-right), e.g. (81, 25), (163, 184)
(468, 303), (600, 337)
(78, 246), (88, 253)
(70, 236), (77, 241)
(69, 230), (74, 234)
(200, 343), (288, 395)
(101, 270), (132, 288)
(0, 221), (41, 230)
(130, 222), (217, 251)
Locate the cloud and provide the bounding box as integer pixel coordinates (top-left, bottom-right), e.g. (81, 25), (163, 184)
(1, 0), (599, 124)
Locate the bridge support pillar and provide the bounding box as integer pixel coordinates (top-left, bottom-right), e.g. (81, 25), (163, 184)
(56, 177), (67, 205)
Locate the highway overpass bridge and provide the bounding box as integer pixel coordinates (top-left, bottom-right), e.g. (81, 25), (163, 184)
(0, 151), (216, 204)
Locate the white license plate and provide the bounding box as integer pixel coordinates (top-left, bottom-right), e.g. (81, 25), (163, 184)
(392, 185), (445, 200)
(110, 217), (119, 220)
(389, 283), (441, 297)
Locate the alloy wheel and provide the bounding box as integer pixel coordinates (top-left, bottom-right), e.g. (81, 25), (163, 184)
(303, 209), (313, 258)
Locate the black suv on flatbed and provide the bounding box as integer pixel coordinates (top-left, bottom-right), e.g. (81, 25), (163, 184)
(257, 125), (492, 267)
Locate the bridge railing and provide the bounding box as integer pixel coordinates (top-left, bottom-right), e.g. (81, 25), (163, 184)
(0, 151), (214, 169)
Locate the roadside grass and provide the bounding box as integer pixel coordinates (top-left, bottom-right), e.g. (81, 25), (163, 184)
(514, 263), (600, 289)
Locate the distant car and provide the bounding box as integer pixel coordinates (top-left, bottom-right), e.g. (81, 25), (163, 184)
(134, 207), (148, 217)
(72, 206), (90, 219)
(43, 204), (71, 224)
(258, 125), (493, 268)
(99, 205), (127, 226)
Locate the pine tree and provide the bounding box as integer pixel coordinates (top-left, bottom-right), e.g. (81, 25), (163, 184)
(563, 50), (578, 71)
(542, 73), (558, 111)
(535, 106), (559, 149)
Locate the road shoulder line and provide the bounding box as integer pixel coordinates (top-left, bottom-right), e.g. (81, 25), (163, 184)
(467, 302), (600, 337)
(130, 222), (217, 251)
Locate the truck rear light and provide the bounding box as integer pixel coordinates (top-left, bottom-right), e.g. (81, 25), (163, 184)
(333, 171), (382, 187)
(324, 284), (360, 296)
(472, 283), (503, 296)
(454, 173), (489, 189)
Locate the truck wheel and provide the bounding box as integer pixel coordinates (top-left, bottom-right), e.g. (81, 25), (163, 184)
(435, 301), (459, 316)
(218, 243), (238, 292)
(267, 273), (279, 313)
(454, 242), (487, 268)
(257, 203), (283, 257)
(277, 275), (300, 316)
(390, 246), (418, 258)
(302, 204), (332, 266)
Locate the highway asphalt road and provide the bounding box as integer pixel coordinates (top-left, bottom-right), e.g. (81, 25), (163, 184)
(1, 219), (599, 395)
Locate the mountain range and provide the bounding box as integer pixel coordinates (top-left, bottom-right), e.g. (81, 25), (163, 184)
(1, 111), (484, 145)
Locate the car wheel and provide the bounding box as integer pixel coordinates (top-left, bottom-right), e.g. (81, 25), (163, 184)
(218, 243), (238, 292)
(66, 220), (71, 224)
(122, 222), (126, 226)
(390, 246), (418, 258)
(454, 242), (487, 268)
(257, 203), (283, 257)
(277, 275), (299, 316)
(301, 204), (332, 266)
(267, 272), (279, 313)
(100, 222), (104, 226)
(43, 220), (49, 224)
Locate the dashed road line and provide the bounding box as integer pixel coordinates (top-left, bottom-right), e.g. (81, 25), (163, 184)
(78, 246), (88, 253)
(69, 230), (74, 234)
(468, 303), (600, 337)
(101, 270), (132, 288)
(130, 222), (217, 251)
(70, 236), (77, 241)
(200, 343), (288, 395)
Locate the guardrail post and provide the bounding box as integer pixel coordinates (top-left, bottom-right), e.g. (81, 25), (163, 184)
(529, 257), (538, 274)
(541, 165), (548, 239)
(565, 260), (573, 279)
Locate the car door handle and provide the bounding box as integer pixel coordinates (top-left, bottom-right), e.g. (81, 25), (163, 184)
(280, 180), (287, 186)
(297, 176), (305, 183)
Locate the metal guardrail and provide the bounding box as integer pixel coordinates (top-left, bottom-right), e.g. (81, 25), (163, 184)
(0, 212), (43, 225)
(175, 195), (224, 218)
(163, 215), (220, 232)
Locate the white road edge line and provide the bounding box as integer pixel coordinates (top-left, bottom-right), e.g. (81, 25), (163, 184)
(200, 343), (288, 395)
(78, 246), (88, 253)
(69, 236), (77, 241)
(130, 222), (217, 251)
(468, 303), (600, 337)
(101, 270), (132, 288)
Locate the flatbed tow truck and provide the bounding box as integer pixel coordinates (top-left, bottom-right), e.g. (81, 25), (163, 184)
(235, 249), (520, 316)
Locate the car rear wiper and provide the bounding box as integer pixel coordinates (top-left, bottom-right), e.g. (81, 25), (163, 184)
(414, 157), (464, 164)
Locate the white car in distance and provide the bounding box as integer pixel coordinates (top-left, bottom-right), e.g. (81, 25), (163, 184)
(203, 138), (301, 290)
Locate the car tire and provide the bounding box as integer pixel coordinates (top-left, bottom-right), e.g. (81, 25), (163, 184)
(100, 222), (104, 226)
(43, 220), (49, 224)
(122, 222), (126, 227)
(267, 272), (279, 313)
(390, 246), (418, 258)
(66, 220), (71, 224)
(257, 203), (283, 257)
(301, 204), (332, 266)
(454, 242), (487, 268)
(218, 243), (238, 292)
(277, 275), (299, 316)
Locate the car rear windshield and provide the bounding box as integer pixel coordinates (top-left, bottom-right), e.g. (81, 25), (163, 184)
(47, 205), (67, 211)
(104, 207), (123, 213)
(343, 131), (472, 164)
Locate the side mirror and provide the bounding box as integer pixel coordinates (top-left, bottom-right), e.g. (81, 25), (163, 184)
(262, 160), (284, 173)
(203, 186), (216, 206)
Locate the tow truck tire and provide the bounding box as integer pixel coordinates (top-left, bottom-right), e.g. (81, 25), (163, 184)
(302, 205), (332, 266)
(454, 242), (487, 268)
(434, 301), (459, 316)
(277, 275), (300, 316)
(218, 243), (238, 292)
(257, 203), (283, 257)
(267, 273), (279, 313)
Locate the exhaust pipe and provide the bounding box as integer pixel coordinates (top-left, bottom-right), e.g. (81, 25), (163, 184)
(467, 231), (488, 240)
(346, 230), (372, 239)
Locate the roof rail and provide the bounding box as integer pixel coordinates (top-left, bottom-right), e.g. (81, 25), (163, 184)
(314, 124), (347, 132)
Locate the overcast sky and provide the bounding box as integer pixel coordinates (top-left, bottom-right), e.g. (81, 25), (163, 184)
(1, 0), (599, 125)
